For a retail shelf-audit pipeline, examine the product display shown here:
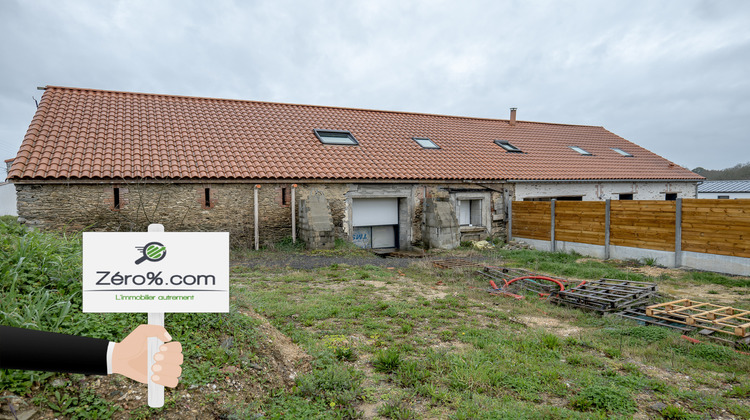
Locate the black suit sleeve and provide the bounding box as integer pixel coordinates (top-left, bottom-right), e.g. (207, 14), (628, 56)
(0, 325), (109, 375)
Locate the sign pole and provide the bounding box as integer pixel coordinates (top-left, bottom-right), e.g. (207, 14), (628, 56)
(83, 223), (229, 409)
(147, 223), (165, 408)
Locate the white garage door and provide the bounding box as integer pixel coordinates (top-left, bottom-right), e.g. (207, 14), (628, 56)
(352, 198), (398, 227)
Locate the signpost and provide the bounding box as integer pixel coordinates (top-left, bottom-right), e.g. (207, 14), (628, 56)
(83, 224), (229, 407)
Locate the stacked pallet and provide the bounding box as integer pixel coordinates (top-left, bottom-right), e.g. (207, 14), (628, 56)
(646, 299), (750, 339)
(549, 278), (658, 312)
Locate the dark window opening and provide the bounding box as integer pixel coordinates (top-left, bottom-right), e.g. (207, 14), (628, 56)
(619, 193), (634, 200)
(204, 188), (211, 208)
(282, 187), (288, 205)
(113, 187), (121, 210)
(494, 139), (523, 153)
(313, 129), (359, 145)
(665, 193), (677, 201)
(718, 195), (730, 199)
(523, 196), (583, 201)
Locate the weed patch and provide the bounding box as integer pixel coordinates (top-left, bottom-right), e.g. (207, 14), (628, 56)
(570, 384), (636, 414)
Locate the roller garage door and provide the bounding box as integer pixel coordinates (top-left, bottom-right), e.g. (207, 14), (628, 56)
(351, 198), (398, 249)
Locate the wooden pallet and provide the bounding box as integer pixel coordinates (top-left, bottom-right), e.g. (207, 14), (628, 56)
(550, 278), (658, 312)
(646, 299), (750, 338)
(432, 258), (483, 269)
(615, 308), (694, 332)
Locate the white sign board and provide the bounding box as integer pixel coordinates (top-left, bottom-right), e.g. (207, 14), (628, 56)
(83, 232), (229, 313)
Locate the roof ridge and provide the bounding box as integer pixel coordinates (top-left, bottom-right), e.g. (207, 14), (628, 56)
(42, 85), (603, 129)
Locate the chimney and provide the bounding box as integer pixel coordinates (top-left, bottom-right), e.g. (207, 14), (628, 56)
(509, 108), (517, 126)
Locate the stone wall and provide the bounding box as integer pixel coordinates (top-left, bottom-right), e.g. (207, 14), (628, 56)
(15, 182), (295, 247)
(15, 181), (509, 249)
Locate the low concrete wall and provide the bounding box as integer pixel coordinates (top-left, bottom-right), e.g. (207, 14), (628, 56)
(515, 237), (750, 276)
(609, 245), (676, 268)
(555, 240), (607, 260)
(682, 251), (750, 276)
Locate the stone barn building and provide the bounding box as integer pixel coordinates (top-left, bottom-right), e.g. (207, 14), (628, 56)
(7, 86), (703, 249)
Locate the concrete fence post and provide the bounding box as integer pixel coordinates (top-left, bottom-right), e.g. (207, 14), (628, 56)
(291, 184), (297, 243)
(605, 199), (611, 260)
(675, 198), (682, 268)
(507, 200), (513, 242)
(254, 185), (260, 250)
(550, 199), (556, 252)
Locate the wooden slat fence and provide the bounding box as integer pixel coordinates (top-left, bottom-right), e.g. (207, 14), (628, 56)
(682, 199), (750, 259)
(555, 201), (606, 245)
(511, 199), (750, 259)
(511, 201), (551, 240)
(610, 201), (676, 252)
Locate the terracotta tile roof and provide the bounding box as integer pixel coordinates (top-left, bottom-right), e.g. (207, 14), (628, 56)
(8, 86), (702, 182)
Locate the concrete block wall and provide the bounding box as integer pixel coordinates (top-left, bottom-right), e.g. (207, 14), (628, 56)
(514, 181), (698, 201)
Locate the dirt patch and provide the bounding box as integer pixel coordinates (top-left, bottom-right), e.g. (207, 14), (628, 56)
(629, 266), (683, 278)
(659, 283), (748, 307)
(328, 277), (449, 302)
(517, 315), (583, 337)
(239, 307), (312, 385)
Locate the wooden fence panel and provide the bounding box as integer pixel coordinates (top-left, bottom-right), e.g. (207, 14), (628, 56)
(554, 201), (606, 245)
(512, 202), (551, 240)
(681, 199), (750, 258)
(610, 201), (676, 251)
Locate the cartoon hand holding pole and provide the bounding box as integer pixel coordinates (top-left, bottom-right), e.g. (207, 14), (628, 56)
(0, 324), (183, 387)
(112, 324), (183, 388)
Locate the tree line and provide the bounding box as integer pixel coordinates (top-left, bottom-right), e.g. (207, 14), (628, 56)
(692, 162), (750, 180)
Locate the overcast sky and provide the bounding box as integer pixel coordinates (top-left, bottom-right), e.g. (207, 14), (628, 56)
(2, 0), (749, 176)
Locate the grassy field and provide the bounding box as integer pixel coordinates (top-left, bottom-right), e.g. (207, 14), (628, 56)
(228, 253), (750, 419)
(2, 216), (749, 419)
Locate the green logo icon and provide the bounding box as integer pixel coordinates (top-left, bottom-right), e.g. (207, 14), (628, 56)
(135, 242), (167, 265)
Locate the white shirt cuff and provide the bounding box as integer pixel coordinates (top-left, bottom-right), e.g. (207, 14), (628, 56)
(106, 342), (115, 374)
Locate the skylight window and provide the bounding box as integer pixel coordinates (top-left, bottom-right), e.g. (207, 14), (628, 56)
(611, 148), (633, 157)
(313, 129), (359, 145)
(494, 140), (523, 153)
(413, 137), (439, 149)
(569, 146), (592, 156)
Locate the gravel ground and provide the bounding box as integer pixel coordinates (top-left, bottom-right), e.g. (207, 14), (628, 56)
(233, 254), (418, 269)
(232, 250), (507, 270)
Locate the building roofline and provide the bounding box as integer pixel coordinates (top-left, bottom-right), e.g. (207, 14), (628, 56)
(41, 85), (603, 129)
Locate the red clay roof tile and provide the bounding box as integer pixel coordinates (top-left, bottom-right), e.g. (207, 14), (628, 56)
(8, 86), (702, 182)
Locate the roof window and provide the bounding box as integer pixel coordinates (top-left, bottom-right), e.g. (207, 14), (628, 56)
(611, 147), (633, 157)
(313, 129), (359, 145)
(569, 146), (592, 156)
(413, 137), (439, 149)
(494, 140), (523, 153)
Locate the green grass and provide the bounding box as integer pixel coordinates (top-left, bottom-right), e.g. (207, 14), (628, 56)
(3, 217), (750, 418)
(0, 218), (264, 414)
(231, 246), (750, 419)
